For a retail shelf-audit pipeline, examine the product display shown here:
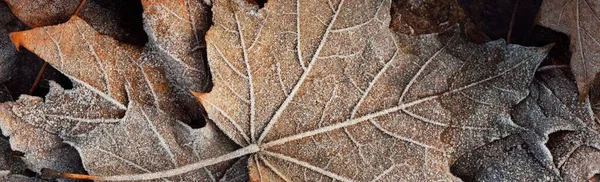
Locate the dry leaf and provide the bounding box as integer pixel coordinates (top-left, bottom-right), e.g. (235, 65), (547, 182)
(451, 135), (559, 181)
(64, 102), (239, 181)
(0, 0), (571, 181)
(9, 15), (202, 123)
(452, 69), (600, 181)
(390, 0), (466, 35)
(2, 78), (240, 181)
(538, 0), (600, 99)
(142, 0), (212, 92)
(3, 0), (146, 44)
(192, 0), (551, 180)
(1, 1), (238, 179)
(0, 98), (85, 175)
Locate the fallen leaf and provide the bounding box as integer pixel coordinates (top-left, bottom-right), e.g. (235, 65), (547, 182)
(2, 3), (237, 179)
(451, 135), (560, 181)
(452, 69), (600, 181)
(390, 0), (466, 35)
(0, 98), (85, 175)
(3, 0), (147, 44)
(9, 15), (202, 123)
(142, 0), (212, 92)
(64, 102), (239, 181)
(538, 0), (600, 100)
(193, 0), (550, 180)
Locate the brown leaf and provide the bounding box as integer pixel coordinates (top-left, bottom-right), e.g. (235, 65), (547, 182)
(142, 0), (212, 92)
(390, 0), (466, 35)
(3, 0), (78, 27)
(64, 102), (239, 181)
(1, 1), (234, 180)
(0, 100), (85, 175)
(192, 0), (550, 180)
(538, 0), (600, 100)
(8, 16), (200, 123)
(3, 0), (147, 44)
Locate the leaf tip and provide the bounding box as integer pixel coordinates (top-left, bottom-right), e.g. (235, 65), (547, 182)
(8, 32), (24, 51)
(192, 91), (208, 107)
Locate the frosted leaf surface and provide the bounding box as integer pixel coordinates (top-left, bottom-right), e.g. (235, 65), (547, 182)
(200, 0), (551, 180)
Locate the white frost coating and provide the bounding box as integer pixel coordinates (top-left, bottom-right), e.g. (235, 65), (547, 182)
(100, 144), (259, 181)
(234, 13), (257, 142)
(65, 75), (127, 110)
(262, 151), (353, 182)
(257, 0), (347, 144)
(141, 110), (178, 167)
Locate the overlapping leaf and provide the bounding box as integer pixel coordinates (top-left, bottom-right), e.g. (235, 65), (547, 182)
(452, 69), (600, 181)
(196, 0), (551, 180)
(3, 0), (147, 44)
(538, 0), (600, 99)
(0, 0), (227, 179)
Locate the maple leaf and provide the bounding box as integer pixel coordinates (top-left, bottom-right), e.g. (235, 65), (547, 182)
(187, 0), (550, 181)
(452, 69), (600, 181)
(538, 0), (600, 100)
(0, 0), (557, 181)
(1, 0), (215, 176)
(9, 15), (204, 124)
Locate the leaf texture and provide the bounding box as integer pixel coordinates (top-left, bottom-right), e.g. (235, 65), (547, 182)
(199, 0), (551, 180)
(65, 102), (238, 181)
(142, 0), (212, 92)
(9, 16), (200, 123)
(538, 0), (600, 99)
(0, 98), (85, 174)
(453, 69), (600, 181)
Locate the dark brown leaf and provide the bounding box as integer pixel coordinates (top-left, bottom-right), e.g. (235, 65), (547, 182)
(538, 0), (600, 100)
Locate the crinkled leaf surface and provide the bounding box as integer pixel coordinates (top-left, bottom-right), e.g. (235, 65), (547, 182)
(198, 0), (550, 181)
(2, 5), (242, 180)
(9, 15), (202, 123)
(142, 0), (212, 92)
(452, 69), (600, 181)
(538, 0), (600, 99)
(0, 99), (85, 175)
(64, 102), (239, 181)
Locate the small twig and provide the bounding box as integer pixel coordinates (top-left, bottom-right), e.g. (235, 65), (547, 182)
(41, 168), (98, 181)
(74, 0), (87, 16)
(28, 0), (87, 95)
(507, 0), (520, 44)
(28, 62), (48, 95)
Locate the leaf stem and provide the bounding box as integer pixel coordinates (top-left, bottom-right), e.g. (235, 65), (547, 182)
(28, 62), (48, 95)
(74, 0), (87, 16)
(47, 144), (259, 181)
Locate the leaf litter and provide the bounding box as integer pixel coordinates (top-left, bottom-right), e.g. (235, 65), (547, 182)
(0, 0), (598, 181)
